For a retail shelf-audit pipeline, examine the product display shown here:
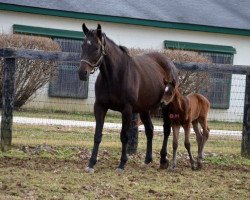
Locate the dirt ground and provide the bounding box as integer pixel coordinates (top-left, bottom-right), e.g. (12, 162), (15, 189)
(0, 146), (249, 200)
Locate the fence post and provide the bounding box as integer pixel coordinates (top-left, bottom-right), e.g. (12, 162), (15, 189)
(1, 58), (16, 151)
(241, 74), (250, 158)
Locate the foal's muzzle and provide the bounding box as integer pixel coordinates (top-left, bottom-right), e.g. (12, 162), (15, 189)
(160, 100), (169, 107)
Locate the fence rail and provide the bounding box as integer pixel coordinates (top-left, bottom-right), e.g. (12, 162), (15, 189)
(0, 48), (250, 157)
(1, 48), (250, 74)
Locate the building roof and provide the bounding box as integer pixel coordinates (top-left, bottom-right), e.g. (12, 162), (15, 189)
(1, 0), (250, 35)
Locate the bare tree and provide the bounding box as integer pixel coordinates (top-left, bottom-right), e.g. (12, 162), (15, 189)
(0, 34), (60, 108)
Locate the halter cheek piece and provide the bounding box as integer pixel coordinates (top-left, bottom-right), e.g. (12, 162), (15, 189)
(80, 37), (106, 74)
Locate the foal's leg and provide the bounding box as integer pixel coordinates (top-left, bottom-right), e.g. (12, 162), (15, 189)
(86, 102), (107, 173)
(199, 117), (210, 159)
(117, 106), (133, 171)
(183, 123), (195, 170)
(192, 121), (203, 169)
(140, 112), (154, 164)
(160, 106), (171, 169)
(172, 125), (180, 169)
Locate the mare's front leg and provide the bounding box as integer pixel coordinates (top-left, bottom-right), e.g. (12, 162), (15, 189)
(117, 105), (133, 171)
(85, 102), (107, 173)
(160, 106), (171, 169)
(140, 112), (154, 164)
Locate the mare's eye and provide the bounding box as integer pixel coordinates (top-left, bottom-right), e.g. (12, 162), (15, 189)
(87, 40), (92, 45)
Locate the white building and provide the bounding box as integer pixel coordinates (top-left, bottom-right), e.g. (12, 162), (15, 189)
(0, 0), (250, 122)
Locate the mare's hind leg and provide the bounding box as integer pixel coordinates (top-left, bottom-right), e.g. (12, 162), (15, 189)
(160, 106), (171, 169)
(172, 125), (180, 169)
(192, 120), (203, 169)
(140, 111), (154, 164)
(117, 105), (133, 171)
(183, 123), (195, 170)
(86, 102), (107, 173)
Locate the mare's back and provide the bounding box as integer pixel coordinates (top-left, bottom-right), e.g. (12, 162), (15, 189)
(134, 52), (177, 80)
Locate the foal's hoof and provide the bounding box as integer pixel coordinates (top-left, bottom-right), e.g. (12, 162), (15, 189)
(191, 165), (197, 171)
(116, 168), (124, 173)
(85, 167), (95, 173)
(159, 160), (169, 169)
(196, 162), (203, 170)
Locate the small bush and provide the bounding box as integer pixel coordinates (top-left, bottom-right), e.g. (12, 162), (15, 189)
(0, 34), (60, 108)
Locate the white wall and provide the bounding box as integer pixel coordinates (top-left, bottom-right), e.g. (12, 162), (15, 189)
(1, 10), (250, 121)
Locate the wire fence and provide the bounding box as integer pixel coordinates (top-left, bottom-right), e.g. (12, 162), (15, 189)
(19, 65), (245, 130)
(11, 63), (245, 156)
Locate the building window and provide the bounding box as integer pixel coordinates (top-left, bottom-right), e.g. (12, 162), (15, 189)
(49, 38), (88, 99)
(13, 25), (87, 99)
(164, 40), (236, 109)
(200, 52), (233, 109)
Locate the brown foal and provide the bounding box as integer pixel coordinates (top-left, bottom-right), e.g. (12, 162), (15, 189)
(161, 80), (210, 170)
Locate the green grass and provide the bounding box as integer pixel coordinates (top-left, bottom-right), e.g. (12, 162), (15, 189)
(0, 124), (249, 199)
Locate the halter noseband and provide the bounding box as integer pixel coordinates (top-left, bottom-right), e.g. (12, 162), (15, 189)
(80, 37), (106, 74)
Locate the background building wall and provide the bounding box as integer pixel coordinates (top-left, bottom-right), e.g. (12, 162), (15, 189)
(1, 10), (250, 121)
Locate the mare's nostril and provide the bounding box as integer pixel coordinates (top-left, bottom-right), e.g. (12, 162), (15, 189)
(79, 70), (87, 81)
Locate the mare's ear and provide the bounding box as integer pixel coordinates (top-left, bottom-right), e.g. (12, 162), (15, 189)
(82, 23), (89, 35)
(97, 24), (102, 41)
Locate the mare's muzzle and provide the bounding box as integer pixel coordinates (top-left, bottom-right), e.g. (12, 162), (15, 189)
(78, 69), (89, 81)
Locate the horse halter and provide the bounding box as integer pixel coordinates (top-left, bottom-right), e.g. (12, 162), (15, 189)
(80, 37), (106, 74)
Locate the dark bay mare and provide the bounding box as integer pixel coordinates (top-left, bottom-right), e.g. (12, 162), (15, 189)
(79, 24), (178, 172)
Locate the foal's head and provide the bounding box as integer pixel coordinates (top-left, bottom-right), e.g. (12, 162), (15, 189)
(161, 79), (177, 107)
(79, 23), (105, 81)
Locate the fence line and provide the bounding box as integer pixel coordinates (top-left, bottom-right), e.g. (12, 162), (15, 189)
(0, 48), (250, 157)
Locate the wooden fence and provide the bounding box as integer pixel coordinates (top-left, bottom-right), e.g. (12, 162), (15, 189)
(0, 47), (250, 157)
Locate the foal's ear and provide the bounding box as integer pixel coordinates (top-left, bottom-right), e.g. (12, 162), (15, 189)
(97, 24), (102, 41)
(82, 23), (89, 35)
(163, 78), (168, 86)
(172, 79), (177, 87)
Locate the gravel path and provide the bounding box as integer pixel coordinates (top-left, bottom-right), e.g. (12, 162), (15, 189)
(10, 116), (241, 136)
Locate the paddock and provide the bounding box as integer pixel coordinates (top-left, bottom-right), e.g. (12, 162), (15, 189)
(0, 48), (250, 199)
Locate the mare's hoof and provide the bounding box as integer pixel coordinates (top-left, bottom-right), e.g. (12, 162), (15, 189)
(144, 157), (153, 165)
(85, 167), (95, 173)
(141, 162), (152, 168)
(116, 168), (124, 173)
(159, 160), (169, 169)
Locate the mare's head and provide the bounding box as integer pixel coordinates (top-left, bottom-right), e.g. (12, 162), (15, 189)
(79, 23), (105, 81)
(161, 79), (177, 107)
